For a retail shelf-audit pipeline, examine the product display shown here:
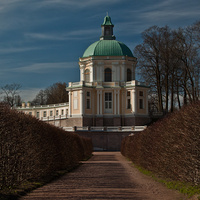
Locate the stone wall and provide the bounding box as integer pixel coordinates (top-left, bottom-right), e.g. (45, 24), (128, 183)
(75, 131), (133, 151)
(46, 115), (151, 127)
(48, 117), (83, 127)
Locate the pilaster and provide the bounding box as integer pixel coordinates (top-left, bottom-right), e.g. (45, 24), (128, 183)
(114, 90), (117, 114)
(100, 90), (102, 115)
(97, 90), (99, 115)
(132, 88), (137, 114)
(80, 90), (84, 115)
(117, 90), (120, 115)
(69, 91), (72, 117)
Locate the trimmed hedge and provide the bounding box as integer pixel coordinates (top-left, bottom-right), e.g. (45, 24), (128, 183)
(121, 101), (200, 185)
(0, 103), (93, 189)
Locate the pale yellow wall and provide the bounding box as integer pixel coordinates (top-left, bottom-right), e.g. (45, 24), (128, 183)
(119, 89), (125, 115)
(71, 90), (81, 115)
(124, 89), (132, 114)
(137, 89), (147, 115)
(102, 90), (115, 115)
(94, 90), (97, 115)
(17, 104), (68, 119)
(84, 89), (93, 115)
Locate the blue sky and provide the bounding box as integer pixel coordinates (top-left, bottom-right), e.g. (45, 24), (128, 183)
(0, 0), (199, 102)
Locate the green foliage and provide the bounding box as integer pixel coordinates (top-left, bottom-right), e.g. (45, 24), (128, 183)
(135, 164), (200, 198)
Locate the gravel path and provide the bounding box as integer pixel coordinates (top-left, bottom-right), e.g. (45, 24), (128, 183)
(20, 152), (188, 200)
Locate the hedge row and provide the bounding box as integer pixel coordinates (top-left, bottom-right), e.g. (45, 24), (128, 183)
(121, 101), (200, 185)
(0, 103), (93, 189)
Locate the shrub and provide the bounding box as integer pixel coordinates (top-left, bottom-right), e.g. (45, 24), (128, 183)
(0, 103), (93, 189)
(121, 101), (200, 185)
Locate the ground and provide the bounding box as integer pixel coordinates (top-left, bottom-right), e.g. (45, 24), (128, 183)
(20, 152), (189, 200)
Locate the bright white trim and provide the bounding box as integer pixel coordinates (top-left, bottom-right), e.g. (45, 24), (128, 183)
(132, 89), (136, 114)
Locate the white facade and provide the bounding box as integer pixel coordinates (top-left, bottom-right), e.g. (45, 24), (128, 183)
(16, 15), (150, 127)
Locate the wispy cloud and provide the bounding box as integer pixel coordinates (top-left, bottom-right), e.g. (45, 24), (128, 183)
(115, 0), (200, 38)
(13, 62), (77, 73)
(0, 47), (41, 54)
(139, 0), (200, 22)
(20, 87), (41, 101)
(24, 28), (100, 41)
(35, 0), (121, 9)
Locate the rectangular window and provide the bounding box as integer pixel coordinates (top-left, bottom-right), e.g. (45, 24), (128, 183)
(43, 111), (46, 117)
(105, 92), (112, 109)
(56, 110), (59, 116)
(36, 112), (40, 118)
(127, 91), (131, 109)
(139, 99), (144, 109)
(86, 91), (91, 109)
(50, 110), (53, 116)
(61, 109), (64, 115)
(86, 99), (90, 109)
(29, 112), (32, 115)
(127, 99), (131, 109)
(139, 91), (144, 96)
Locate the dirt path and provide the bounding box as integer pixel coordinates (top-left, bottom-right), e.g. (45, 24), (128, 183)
(20, 152), (188, 200)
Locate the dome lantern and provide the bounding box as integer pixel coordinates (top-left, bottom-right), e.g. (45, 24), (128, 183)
(100, 14), (116, 40)
(82, 15), (134, 58)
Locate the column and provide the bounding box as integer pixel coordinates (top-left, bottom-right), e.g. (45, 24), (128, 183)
(117, 90), (120, 115)
(80, 90), (84, 115)
(121, 65), (125, 82)
(97, 90), (99, 115)
(100, 90), (102, 115)
(100, 66), (103, 81)
(132, 89), (136, 114)
(80, 67), (84, 81)
(90, 66), (93, 82)
(114, 90), (116, 115)
(97, 66), (100, 81)
(69, 91), (71, 117)
(146, 90), (148, 115)
(112, 65), (115, 82)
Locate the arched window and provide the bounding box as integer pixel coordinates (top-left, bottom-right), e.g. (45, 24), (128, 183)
(127, 68), (132, 81)
(84, 69), (90, 82)
(104, 68), (112, 82)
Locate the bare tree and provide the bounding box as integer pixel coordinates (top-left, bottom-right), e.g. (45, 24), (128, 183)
(31, 82), (68, 105)
(134, 26), (165, 112)
(135, 21), (200, 113)
(31, 89), (47, 105)
(0, 83), (22, 107)
(45, 82), (68, 104)
(173, 26), (200, 104)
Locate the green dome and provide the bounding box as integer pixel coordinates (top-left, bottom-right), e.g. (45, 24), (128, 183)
(82, 40), (134, 58)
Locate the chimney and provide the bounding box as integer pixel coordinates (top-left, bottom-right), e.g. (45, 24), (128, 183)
(27, 102), (31, 107)
(22, 102), (26, 108)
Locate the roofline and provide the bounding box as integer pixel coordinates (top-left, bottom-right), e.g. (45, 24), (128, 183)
(79, 55), (137, 62)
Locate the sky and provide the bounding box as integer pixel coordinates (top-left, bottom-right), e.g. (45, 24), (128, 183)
(0, 0), (199, 102)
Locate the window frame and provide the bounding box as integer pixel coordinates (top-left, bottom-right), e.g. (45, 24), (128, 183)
(86, 91), (91, 109)
(127, 68), (132, 81)
(84, 69), (90, 82)
(139, 91), (144, 97)
(43, 111), (46, 117)
(104, 92), (112, 113)
(104, 68), (112, 82)
(127, 91), (131, 109)
(139, 99), (144, 109)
